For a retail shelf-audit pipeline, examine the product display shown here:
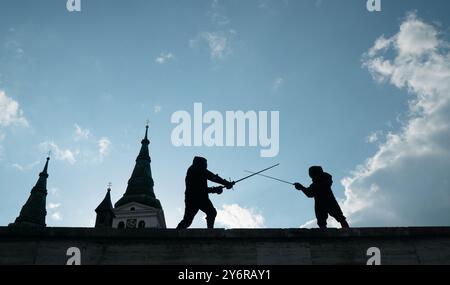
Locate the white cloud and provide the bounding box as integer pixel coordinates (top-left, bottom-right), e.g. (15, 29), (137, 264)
(0, 91), (28, 160)
(11, 160), (40, 172)
(272, 77), (284, 92)
(155, 52), (175, 64)
(49, 187), (60, 197)
(0, 133), (3, 159)
(51, 212), (63, 221)
(47, 203), (61, 209)
(204, 32), (232, 59)
(190, 1), (235, 60)
(0, 90), (28, 127)
(39, 141), (77, 164)
(366, 130), (383, 144)
(11, 163), (24, 171)
(4, 40), (24, 59)
(98, 137), (111, 157)
(209, 0), (230, 26)
(74, 123), (90, 140)
(300, 218), (340, 229)
(216, 204), (265, 228)
(338, 12), (450, 227)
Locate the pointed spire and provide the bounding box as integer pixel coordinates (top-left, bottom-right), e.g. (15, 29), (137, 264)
(11, 156), (50, 227)
(114, 124), (162, 209)
(95, 183), (114, 213)
(144, 120), (149, 139)
(40, 156), (50, 178)
(137, 122), (151, 162)
(95, 183), (115, 228)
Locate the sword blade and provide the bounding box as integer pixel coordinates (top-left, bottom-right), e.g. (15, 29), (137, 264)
(234, 163), (280, 183)
(244, 170), (294, 185)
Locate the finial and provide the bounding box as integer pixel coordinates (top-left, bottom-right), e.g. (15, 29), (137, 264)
(107, 182), (112, 192)
(47, 150), (51, 160)
(41, 153), (50, 176)
(144, 120), (149, 141)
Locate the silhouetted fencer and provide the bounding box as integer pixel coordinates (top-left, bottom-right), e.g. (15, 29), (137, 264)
(294, 166), (350, 229)
(176, 156), (234, 229)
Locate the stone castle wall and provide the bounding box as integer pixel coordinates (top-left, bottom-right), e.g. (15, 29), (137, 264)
(0, 227), (449, 265)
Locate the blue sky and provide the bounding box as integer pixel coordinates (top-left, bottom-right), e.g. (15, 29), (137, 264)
(1, 0), (450, 228)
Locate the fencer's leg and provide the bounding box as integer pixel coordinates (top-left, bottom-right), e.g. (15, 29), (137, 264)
(315, 204), (328, 229)
(200, 199), (217, 229)
(339, 219), (350, 229)
(176, 202), (199, 229)
(328, 199), (349, 229)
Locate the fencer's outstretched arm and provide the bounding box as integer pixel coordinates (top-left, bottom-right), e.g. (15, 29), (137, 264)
(206, 170), (234, 189)
(294, 183), (315, 198)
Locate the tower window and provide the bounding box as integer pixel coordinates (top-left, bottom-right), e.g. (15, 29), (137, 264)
(118, 221), (125, 229)
(138, 221), (145, 228)
(130, 207), (135, 211)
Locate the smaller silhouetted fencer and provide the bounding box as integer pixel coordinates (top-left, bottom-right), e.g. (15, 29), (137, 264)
(176, 156), (234, 229)
(294, 166), (350, 229)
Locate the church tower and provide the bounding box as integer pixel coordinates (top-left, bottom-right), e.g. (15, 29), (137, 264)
(95, 184), (115, 228)
(112, 124), (166, 229)
(10, 157), (50, 227)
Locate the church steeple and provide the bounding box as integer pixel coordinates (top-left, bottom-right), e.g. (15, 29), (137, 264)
(114, 123), (162, 209)
(95, 183), (115, 228)
(11, 156), (50, 227)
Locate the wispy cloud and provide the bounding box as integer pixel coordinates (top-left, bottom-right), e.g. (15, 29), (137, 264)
(0, 90), (28, 159)
(0, 90), (28, 127)
(51, 212), (63, 221)
(47, 202), (61, 209)
(200, 32), (231, 59)
(74, 123), (90, 140)
(366, 130), (383, 144)
(154, 105), (162, 113)
(190, 0), (235, 60)
(11, 160), (40, 172)
(216, 204), (265, 228)
(39, 141), (77, 164)
(155, 52), (175, 64)
(98, 137), (111, 157)
(209, 0), (231, 26)
(49, 187), (60, 197)
(272, 77), (284, 92)
(4, 40), (24, 59)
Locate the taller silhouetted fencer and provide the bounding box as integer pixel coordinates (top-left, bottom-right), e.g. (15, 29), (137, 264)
(176, 156), (234, 229)
(294, 166), (349, 229)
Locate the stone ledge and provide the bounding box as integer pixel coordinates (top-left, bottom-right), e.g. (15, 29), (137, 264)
(1, 227), (450, 240)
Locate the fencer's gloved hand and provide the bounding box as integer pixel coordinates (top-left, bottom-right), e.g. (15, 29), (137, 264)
(214, 186), (224, 194)
(209, 186), (223, 194)
(224, 181), (235, 189)
(294, 183), (304, 191)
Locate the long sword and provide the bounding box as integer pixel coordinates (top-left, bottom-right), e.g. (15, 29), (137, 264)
(244, 170), (294, 185)
(234, 163), (280, 184)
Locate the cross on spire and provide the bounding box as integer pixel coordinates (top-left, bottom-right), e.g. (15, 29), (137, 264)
(143, 120), (150, 142)
(107, 182), (112, 190)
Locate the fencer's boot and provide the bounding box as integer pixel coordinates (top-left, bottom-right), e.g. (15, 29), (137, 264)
(206, 216), (216, 229)
(340, 220), (350, 229)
